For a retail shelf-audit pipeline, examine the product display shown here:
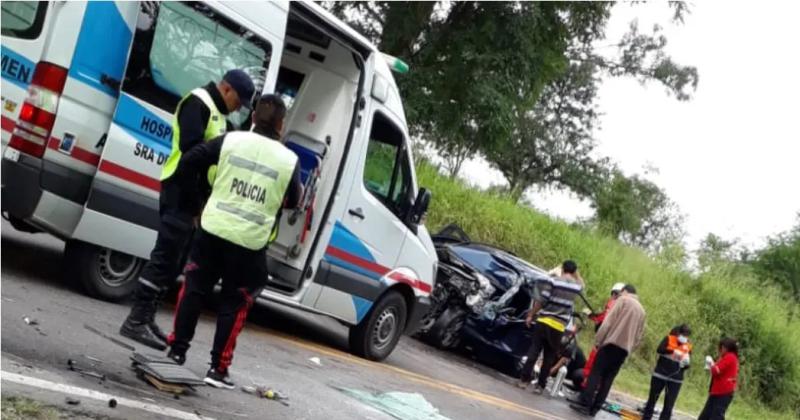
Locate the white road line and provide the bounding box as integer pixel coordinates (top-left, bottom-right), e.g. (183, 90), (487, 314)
(1, 370), (215, 420)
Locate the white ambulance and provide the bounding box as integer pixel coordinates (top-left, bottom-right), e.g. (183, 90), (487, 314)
(1, 0), (436, 360)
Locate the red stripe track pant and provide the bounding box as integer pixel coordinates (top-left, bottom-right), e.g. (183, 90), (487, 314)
(168, 229), (266, 373)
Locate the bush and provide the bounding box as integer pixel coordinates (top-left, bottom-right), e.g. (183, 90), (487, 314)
(417, 163), (800, 418)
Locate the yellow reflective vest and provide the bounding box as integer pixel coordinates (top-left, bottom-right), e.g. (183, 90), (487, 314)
(201, 131), (298, 250)
(161, 88), (226, 181)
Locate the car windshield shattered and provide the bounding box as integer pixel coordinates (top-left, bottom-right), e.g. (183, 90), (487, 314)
(418, 224), (561, 376)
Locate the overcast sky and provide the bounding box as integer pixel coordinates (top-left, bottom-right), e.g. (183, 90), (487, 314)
(457, 1), (800, 250)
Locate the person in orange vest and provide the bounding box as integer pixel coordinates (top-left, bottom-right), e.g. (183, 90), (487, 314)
(642, 324), (693, 420)
(580, 282), (626, 388)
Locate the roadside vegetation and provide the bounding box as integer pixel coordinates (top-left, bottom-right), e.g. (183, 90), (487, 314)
(417, 163), (800, 420)
(322, 2), (799, 417)
(0, 396), (91, 420)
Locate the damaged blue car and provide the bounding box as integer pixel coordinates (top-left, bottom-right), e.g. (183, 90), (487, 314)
(418, 225), (553, 376)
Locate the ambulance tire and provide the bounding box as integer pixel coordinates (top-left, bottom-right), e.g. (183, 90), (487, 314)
(349, 290), (407, 361)
(65, 241), (144, 302)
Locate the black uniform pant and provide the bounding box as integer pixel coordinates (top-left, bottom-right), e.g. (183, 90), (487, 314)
(579, 344), (628, 414)
(137, 182), (195, 295)
(698, 394), (734, 420)
(169, 229), (267, 373)
(642, 376), (683, 420)
(520, 323), (564, 388)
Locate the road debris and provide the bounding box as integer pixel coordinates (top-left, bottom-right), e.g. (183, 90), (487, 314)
(23, 316), (39, 325)
(241, 385), (290, 406)
(308, 357), (322, 366)
(108, 398), (117, 408)
(65, 397), (81, 405)
(338, 388), (450, 420)
(67, 359), (106, 381)
(85, 355), (103, 364)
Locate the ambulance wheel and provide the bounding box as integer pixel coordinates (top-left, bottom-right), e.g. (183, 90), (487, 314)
(65, 241), (144, 302)
(349, 290), (407, 361)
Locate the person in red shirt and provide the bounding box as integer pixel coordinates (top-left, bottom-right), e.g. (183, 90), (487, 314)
(698, 337), (740, 420)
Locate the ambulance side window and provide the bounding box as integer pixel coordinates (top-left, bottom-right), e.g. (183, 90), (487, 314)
(363, 113), (412, 218)
(1, 1), (47, 39)
(122, 1), (271, 125)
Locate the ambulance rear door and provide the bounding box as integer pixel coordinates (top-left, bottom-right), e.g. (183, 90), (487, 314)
(71, 1), (287, 259)
(1, 1), (50, 150)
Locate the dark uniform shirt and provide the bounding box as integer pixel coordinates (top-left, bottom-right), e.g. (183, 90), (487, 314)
(163, 82), (230, 216)
(653, 335), (690, 382)
(173, 133), (303, 215)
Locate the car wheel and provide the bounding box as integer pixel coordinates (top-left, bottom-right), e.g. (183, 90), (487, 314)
(65, 241), (143, 302)
(425, 307), (466, 349)
(349, 290), (407, 361)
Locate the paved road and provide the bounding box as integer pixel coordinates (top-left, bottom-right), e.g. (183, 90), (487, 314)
(1, 220), (626, 420)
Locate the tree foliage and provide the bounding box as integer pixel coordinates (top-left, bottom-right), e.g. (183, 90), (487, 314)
(751, 215), (800, 304)
(482, 60), (607, 202)
(696, 233), (745, 272)
(323, 1), (697, 203)
(591, 169), (684, 250)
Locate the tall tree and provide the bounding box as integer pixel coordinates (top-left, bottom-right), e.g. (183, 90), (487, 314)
(324, 2), (698, 199)
(482, 60), (607, 202)
(696, 233), (743, 272)
(591, 169), (684, 250)
(751, 215), (800, 304)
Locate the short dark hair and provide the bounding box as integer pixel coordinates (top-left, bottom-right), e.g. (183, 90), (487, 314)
(622, 284), (637, 294)
(672, 324), (691, 336)
(253, 94), (286, 136)
(719, 337), (739, 354)
(562, 260), (578, 274)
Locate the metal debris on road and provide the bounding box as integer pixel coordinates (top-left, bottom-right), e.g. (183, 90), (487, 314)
(85, 355), (104, 364)
(241, 385), (290, 406)
(65, 397), (81, 405)
(67, 359), (106, 381)
(309, 357), (322, 366)
(23, 316), (39, 325)
(338, 388), (451, 420)
(108, 398), (118, 408)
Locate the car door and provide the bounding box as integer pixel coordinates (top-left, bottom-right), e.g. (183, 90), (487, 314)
(71, 1), (285, 258)
(314, 108), (414, 323)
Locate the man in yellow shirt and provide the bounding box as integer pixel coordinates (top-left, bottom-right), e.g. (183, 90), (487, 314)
(518, 260), (584, 394)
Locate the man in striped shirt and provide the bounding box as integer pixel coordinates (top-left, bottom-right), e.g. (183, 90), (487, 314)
(518, 260), (585, 393)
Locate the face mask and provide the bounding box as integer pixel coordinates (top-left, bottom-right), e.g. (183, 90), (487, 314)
(678, 335), (688, 344)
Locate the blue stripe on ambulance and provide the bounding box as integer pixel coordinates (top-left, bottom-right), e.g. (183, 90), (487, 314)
(324, 221), (376, 322)
(68, 2), (132, 98)
(1, 46), (34, 90)
(113, 95), (171, 155)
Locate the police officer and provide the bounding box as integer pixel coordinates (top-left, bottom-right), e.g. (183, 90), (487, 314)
(165, 94), (302, 389)
(120, 70), (256, 350)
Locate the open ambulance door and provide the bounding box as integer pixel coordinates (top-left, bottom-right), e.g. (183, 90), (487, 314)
(69, 1), (286, 301)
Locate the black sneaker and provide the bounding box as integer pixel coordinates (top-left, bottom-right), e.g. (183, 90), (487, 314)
(204, 368), (234, 389)
(120, 320), (167, 351)
(166, 350), (185, 365)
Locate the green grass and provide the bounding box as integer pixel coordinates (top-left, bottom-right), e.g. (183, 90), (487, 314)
(417, 162), (800, 420)
(1, 396), (60, 420)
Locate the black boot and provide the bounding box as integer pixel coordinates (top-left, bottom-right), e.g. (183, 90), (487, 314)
(147, 291), (169, 343)
(120, 284), (167, 350)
